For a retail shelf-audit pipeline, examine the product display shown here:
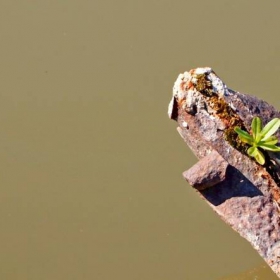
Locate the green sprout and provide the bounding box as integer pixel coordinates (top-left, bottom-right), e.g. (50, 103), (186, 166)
(234, 117), (280, 165)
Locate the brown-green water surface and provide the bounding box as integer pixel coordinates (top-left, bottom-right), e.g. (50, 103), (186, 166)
(0, 0), (280, 279)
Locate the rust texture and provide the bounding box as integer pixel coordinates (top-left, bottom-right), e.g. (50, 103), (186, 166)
(168, 67), (280, 278)
(183, 150), (228, 190)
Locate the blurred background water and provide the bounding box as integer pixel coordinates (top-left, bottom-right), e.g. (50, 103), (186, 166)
(0, 0), (280, 279)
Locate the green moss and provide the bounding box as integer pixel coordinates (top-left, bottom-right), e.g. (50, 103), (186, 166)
(224, 126), (248, 154)
(194, 72), (248, 155)
(195, 74), (213, 94)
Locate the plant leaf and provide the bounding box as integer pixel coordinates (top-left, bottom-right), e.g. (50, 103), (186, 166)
(251, 117), (262, 140)
(247, 146), (258, 157)
(258, 143), (280, 152)
(259, 135), (278, 146)
(234, 127), (254, 144)
(254, 148), (265, 165)
(260, 118), (280, 141)
(262, 135), (278, 141)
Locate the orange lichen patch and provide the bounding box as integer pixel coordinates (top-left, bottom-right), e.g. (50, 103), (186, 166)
(179, 80), (194, 92)
(186, 81), (194, 90)
(260, 172), (270, 180)
(177, 98), (185, 107)
(189, 68), (196, 75)
(272, 189), (280, 202)
(179, 81), (188, 91)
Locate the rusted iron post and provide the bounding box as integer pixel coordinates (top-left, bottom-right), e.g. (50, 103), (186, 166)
(168, 67), (280, 278)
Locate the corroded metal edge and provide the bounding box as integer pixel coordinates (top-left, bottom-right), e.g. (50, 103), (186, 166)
(169, 68), (280, 278)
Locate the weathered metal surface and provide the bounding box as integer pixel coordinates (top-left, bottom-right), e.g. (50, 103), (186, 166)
(183, 150), (228, 190)
(168, 67), (280, 278)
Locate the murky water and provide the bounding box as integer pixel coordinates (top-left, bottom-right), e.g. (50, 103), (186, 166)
(0, 0), (280, 279)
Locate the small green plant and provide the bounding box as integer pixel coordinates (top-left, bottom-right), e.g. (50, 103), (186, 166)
(234, 117), (280, 165)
